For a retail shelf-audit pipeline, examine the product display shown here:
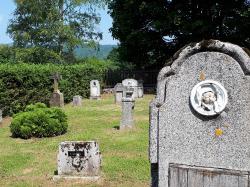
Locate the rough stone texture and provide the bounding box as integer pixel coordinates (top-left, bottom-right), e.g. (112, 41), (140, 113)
(120, 89), (135, 130)
(49, 90), (64, 107)
(90, 80), (101, 100)
(73, 95), (82, 107)
(122, 79), (139, 98)
(56, 141), (101, 177)
(149, 40), (250, 187)
(114, 83), (124, 104)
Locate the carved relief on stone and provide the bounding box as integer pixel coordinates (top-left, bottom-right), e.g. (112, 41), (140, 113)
(190, 80), (228, 116)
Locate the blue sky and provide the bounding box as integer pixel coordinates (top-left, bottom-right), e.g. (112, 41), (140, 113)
(0, 1), (118, 45)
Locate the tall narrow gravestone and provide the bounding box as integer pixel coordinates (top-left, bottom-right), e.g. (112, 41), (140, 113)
(120, 88), (135, 130)
(54, 141), (101, 181)
(149, 40), (250, 187)
(49, 72), (64, 107)
(90, 80), (101, 100)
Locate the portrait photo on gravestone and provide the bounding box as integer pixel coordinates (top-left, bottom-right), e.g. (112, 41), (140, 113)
(0, 1), (250, 187)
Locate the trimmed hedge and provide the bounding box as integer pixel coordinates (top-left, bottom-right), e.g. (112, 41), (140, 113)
(0, 60), (111, 116)
(10, 103), (68, 139)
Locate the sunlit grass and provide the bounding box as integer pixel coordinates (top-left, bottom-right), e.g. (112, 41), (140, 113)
(0, 94), (154, 187)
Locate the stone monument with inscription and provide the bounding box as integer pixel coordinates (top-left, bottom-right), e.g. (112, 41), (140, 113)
(54, 141), (101, 181)
(120, 88), (135, 130)
(90, 80), (101, 100)
(149, 40), (250, 187)
(49, 72), (64, 107)
(122, 79), (138, 99)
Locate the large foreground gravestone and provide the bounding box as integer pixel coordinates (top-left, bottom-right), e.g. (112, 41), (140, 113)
(49, 72), (64, 107)
(149, 40), (250, 187)
(122, 79), (139, 99)
(54, 141), (101, 180)
(90, 80), (101, 100)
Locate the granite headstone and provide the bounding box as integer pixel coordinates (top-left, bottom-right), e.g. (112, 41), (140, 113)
(149, 40), (250, 187)
(114, 83), (124, 104)
(54, 141), (101, 181)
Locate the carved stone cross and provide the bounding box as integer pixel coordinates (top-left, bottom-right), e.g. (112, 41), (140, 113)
(50, 72), (62, 92)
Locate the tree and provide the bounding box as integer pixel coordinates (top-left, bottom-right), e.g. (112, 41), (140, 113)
(8, 0), (105, 60)
(109, 0), (250, 70)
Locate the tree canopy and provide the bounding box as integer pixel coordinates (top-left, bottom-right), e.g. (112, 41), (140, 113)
(8, 0), (104, 58)
(109, 0), (250, 70)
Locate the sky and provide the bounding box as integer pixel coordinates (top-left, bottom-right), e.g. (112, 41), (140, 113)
(0, 1), (118, 45)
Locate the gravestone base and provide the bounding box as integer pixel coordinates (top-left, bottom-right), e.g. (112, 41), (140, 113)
(90, 96), (101, 100)
(50, 90), (64, 107)
(53, 175), (100, 181)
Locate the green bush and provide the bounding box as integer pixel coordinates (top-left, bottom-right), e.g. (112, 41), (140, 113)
(0, 60), (110, 116)
(10, 103), (68, 139)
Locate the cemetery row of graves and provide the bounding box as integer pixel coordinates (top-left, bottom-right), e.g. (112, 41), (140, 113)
(1, 40), (250, 187)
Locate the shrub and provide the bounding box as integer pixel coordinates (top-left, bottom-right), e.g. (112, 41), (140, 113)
(0, 60), (110, 116)
(10, 103), (68, 139)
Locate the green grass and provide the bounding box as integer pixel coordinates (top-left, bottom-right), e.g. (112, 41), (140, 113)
(0, 94), (153, 187)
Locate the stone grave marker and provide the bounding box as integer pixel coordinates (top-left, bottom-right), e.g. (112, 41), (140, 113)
(149, 40), (250, 187)
(54, 141), (101, 181)
(49, 72), (64, 107)
(73, 95), (82, 107)
(138, 80), (144, 98)
(90, 80), (101, 100)
(0, 109), (2, 123)
(122, 78), (138, 99)
(120, 87), (135, 130)
(114, 83), (124, 104)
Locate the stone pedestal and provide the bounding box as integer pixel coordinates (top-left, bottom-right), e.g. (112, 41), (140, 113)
(54, 141), (101, 181)
(120, 90), (135, 130)
(114, 83), (124, 104)
(73, 95), (82, 107)
(50, 90), (64, 107)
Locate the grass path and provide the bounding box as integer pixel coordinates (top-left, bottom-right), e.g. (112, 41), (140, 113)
(0, 94), (154, 187)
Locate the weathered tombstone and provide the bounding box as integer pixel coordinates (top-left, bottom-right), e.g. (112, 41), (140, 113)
(49, 72), (64, 107)
(90, 80), (101, 100)
(120, 88), (135, 130)
(114, 83), (124, 104)
(137, 80), (144, 98)
(0, 109), (2, 123)
(54, 141), (101, 181)
(73, 95), (82, 107)
(149, 40), (250, 187)
(122, 79), (139, 99)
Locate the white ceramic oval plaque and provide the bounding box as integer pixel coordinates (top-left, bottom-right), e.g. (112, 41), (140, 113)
(190, 80), (228, 116)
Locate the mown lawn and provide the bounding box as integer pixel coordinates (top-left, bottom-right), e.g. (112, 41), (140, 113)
(0, 94), (154, 187)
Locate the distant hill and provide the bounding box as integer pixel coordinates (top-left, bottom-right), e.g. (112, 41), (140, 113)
(74, 45), (117, 59)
